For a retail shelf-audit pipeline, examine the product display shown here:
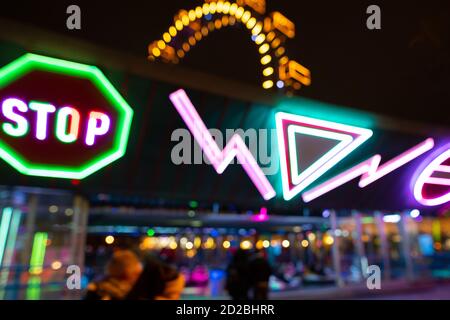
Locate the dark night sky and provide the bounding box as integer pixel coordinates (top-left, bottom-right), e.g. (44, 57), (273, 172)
(1, 0), (449, 126)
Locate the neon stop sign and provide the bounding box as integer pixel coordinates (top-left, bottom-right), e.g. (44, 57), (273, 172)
(0, 54), (133, 179)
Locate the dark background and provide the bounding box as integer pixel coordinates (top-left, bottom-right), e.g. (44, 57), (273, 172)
(1, 0), (449, 126)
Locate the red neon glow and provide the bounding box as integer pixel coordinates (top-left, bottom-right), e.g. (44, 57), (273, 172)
(414, 148), (450, 206)
(303, 138), (435, 202)
(169, 89), (276, 200)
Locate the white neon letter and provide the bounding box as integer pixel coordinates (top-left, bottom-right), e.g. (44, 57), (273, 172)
(29, 101), (56, 140)
(1, 98), (29, 137)
(85, 111), (111, 146)
(56, 107), (81, 143)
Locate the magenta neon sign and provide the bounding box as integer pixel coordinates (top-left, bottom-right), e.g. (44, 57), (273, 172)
(170, 89), (448, 207)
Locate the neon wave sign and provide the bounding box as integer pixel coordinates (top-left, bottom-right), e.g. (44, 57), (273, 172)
(170, 89), (446, 207)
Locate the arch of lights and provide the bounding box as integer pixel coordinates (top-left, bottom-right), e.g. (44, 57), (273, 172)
(148, 0), (311, 91)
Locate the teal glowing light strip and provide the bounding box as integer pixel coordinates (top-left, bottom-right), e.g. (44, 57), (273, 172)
(0, 207), (13, 266)
(0, 209), (21, 299)
(0, 53), (134, 179)
(29, 232), (47, 275)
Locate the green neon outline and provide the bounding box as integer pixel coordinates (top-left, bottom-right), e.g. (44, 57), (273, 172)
(0, 53), (134, 179)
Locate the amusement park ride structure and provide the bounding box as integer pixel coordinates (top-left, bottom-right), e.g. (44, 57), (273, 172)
(148, 0), (311, 92)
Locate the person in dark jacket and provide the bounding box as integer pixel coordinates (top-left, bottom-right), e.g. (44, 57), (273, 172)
(249, 250), (272, 300)
(126, 256), (185, 300)
(225, 249), (251, 300)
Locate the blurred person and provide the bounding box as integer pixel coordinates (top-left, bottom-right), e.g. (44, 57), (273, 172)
(84, 249), (143, 300)
(225, 249), (251, 300)
(126, 256), (185, 300)
(249, 250), (272, 300)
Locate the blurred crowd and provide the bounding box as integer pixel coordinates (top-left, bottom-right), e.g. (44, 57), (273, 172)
(84, 249), (272, 300)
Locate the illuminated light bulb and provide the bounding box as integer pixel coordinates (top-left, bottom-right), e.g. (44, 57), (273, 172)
(169, 242), (177, 250)
(209, 2), (217, 13)
(307, 233), (316, 242)
(223, 2), (231, 14)
(223, 240), (231, 249)
(51, 260), (62, 270)
(271, 38), (281, 49)
(56, 106), (80, 143)
(208, 21), (215, 31)
(262, 80), (274, 89)
(181, 15), (189, 26)
(194, 31), (202, 41)
(85, 111), (111, 146)
(201, 26), (209, 36)
(49, 205), (58, 213)
(240, 240), (252, 250)
(262, 240), (270, 248)
(195, 6), (203, 18)
(282, 240), (290, 248)
(105, 235), (114, 245)
(279, 56), (289, 65)
(235, 7), (244, 19)
(266, 31), (275, 42)
(222, 15), (229, 26)
(182, 43), (190, 52)
(241, 11), (251, 23)
(254, 34), (265, 44)
(188, 36), (196, 46)
(293, 82), (301, 90)
(152, 47), (161, 57)
(259, 43), (270, 54)
(301, 240), (309, 248)
(175, 20), (183, 30)
(410, 209), (420, 218)
(260, 54), (272, 65)
(169, 26), (177, 37)
(216, 1), (224, 12)
(188, 10), (196, 21)
(229, 3), (238, 15)
(163, 32), (171, 43)
(324, 235), (334, 246)
(202, 3), (210, 15)
(214, 19), (222, 29)
(229, 16), (236, 25)
(157, 40), (166, 50)
(275, 47), (285, 57)
(263, 66), (274, 76)
(246, 17), (257, 29)
(252, 22), (262, 35)
(185, 241), (194, 250)
(276, 80), (284, 89)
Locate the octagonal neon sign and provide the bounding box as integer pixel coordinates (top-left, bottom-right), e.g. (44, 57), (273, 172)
(0, 53), (133, 179)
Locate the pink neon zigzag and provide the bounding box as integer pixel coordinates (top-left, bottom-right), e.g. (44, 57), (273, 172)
(302, 138), (435, 202)
(169, 89), (276, 200)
